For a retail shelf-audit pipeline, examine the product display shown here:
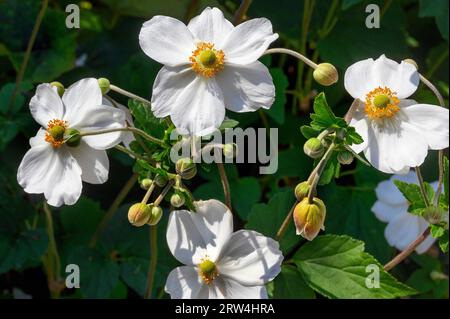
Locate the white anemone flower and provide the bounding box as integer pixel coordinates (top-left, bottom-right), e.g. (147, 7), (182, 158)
(345, 55), (449, 174)
(139, 7), (278, 136)
(17, 78), (126, 207)
(372, 171), (436, 254)
(103, 97), (135, 149)
(165, 199), (283, 299)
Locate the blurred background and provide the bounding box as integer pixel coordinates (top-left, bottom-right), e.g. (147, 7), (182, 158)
(0, 0), (448, 299)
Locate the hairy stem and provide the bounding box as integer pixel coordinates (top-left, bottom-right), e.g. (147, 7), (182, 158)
(217, 161), (232, 210)
(144, 225), (158, 299)
(109, 84), (152, 105)
(79, 126), (165, 147)
(415, 167), (431, 208)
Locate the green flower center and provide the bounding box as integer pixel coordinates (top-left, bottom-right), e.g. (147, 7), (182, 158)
(373, 94), (391, 108)
(49, 125), (65, 141)
(199, 50), (217, 67)
(198, 259), (218, 284)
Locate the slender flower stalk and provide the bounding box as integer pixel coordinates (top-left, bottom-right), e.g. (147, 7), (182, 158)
(415, 167), (431, 207)
(109, 84), (152, 106)
(263, 48), (318, 69)
(144, 225), (158, 299)
(79, 126), (165, 147)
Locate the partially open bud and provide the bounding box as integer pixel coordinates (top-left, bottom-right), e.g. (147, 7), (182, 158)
(50, 81), (65, 97)
(223, 143), (237, 159)
(98, 77), (110, 95)
(304, 138), (325, 159)
(313, 63), (338, 86)
(65, 128), (81, 147)
(128, 203), (151, 227)
(148, 206), (163, 226)
(170, 193), (185, 208)
(423, 206), (448, 225)
(293, 197), (326, 241)
(403, 59), (418, 70)
(176, 158), (197, 180)
(154, 175), (168, 187)
(140, 178), (153, 190)
(337, 151), (354, 165)
(295, 181), (311, 201)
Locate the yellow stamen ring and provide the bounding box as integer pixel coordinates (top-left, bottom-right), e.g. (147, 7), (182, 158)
(45, 119), (68, 148)
(365, 87), (400, 120)
(190, 42), (225, 78)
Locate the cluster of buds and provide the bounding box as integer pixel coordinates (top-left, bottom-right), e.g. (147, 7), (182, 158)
(293, 197), (326, 241)
(128, 203), (163, 227)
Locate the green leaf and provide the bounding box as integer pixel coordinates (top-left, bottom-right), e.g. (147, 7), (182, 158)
(265, 68), (289, 125)
(419, 0), (449, 40)
(273, 265), (315, 299)
(341, 0), (363, 10)
(128, 99), (165, 140)
(438, 231), (448, 253)
(246, 190), (298, 253)
(293, 235), (417, 298)
(310, 93), (341, 131)
(300, 125), (319, 139)
(219, 118), (239, 130)
(393, 180), (429, 212)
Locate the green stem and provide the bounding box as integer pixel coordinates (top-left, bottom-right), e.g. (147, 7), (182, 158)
(79, 126), (165, 147)
(415, 167), (431, 207)
(7, 0), (48, 115)
(109, 84), (152, 106)
(263, 48), (318, 69)
(233, 0), (253, 25)
(307, 143), (335, 203)
(142, 179), (156, 204)
(43, 202), (62, 298)
(153, 179), (175, 207)
(216, 161), (232, 210)
(144, 225), (158, 299)
(275, 199), (299, 241)
(115, 144), (147, 162)
(89, 174), (138, 247)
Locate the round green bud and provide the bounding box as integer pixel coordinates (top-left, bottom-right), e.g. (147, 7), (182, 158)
(148, 206), (163, 226)
(199, 50), (216, 67)
(423, 206), (447, 225)
(98, 77), (110, 95)
(50, 81), (65, 97)
(140, 178), (153, 190)
(170, 193), (185, 208)
(293, 197), (326, 241)
(304, 138), (325, 159)
(403, 59), (418, 70)
(337, 151), (354, 165)
(154, 175), (168, 187)
(65, 128), (81, 147)
(128, 203), (151, 227)
(313, 63), (338, 86)
(176, 157), (197, 180)
(295, 181), (311, 201)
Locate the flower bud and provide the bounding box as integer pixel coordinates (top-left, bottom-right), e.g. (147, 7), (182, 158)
(223, 143), (237, 159)
(337, 151), (354, 165)
(140, 178), (153, 190)
(98, 77), (110, 95)
(175, 157), (197, 180)
(293, 197), (326, 241)
(313, 63), (338, 86)
(154, 175), (168, 187)
(403, 59), (418, 70)
(423, 206), (448, 225)
(50, 81), (65, 97)
(303, 138), (324, 159)
(65, 128), (81, 147)
(128, 203), (151, 227)
(170, 193), (185, 208)
(148, 206), (163, 226)
(295, 181), (311, 201)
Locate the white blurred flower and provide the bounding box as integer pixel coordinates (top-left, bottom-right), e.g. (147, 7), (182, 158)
(139, 7), (278, 136)
(17, 78), (126, 207)
(165, 199), (283, 299)
(345, 55), (449, 174)
(371, 171), (436, 254)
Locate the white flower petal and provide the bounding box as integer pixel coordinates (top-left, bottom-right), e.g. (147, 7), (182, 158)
(29, 83), (64, 127)
(166, 199), (233, 265)
(221, 18), (278, 65)
(74, 105), (126, 150)
(371, 55), (419, 99)
(29, 128), (47, 147)
(69, 141), (109, 184)
(344, 55), (419, 100)
(165, 266), (205, 299)
(402, 103), (449, 150)
(62, 78), (103, 123)
(344, 58), (377, 100)
(216, 62), (275, 112)
(139, 16), (195, 67)
(372, 201), (408, 223)
(102, 97), (135, 149)
(363, 119), (428, 174)
(210, 278), (268, 299)
(385, 213), (421, 251)
(187, 7), (233, 47)
(151, 66), (197, 118)
(375, 171), (417, 205)
(217, 230), (283, 286)
(170, 77), (225, 136)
